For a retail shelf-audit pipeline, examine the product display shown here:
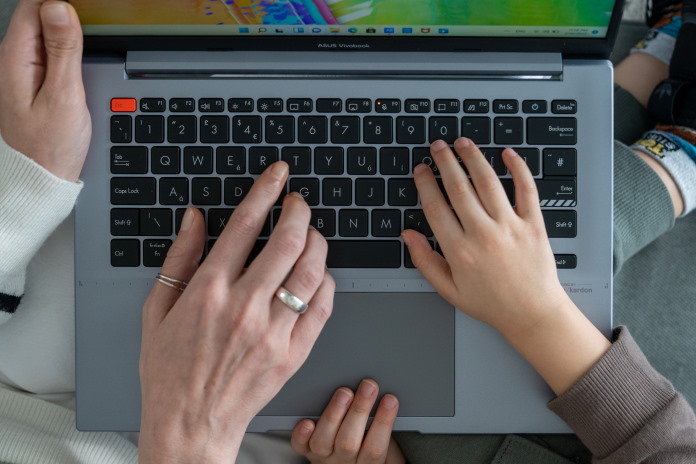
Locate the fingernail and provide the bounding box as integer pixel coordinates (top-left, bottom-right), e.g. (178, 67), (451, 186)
(180, 207), (194, 232)
(301, 422), (314, 434)
(431, 139), (447, 152)
(506, 148), (518, 157)
(42, 2), (70, 26)
(358, 380), (376, 397)
(335, 388), (352, 406)
(289, 191), (304, 200)
(401, 232), (411, 246)
(269, 161), (288, 179)
(414, 164), (427, 175)
(382, 395), (398, 410)
(455, 137), (471, 149)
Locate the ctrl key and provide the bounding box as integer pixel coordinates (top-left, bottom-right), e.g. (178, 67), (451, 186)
(111, 239), (140, 267)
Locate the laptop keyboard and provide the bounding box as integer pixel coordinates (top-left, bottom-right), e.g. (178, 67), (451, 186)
(109, 97), (578, 269)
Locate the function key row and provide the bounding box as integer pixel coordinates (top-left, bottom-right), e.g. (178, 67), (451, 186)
(111, 98), (578, 115)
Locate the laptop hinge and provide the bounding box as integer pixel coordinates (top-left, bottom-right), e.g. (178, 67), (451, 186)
(125, 51), (562, 80)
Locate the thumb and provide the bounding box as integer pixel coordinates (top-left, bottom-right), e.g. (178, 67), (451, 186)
(402, 230), (455, 300)
(39, 1), (83, 89)
(142, 208), (206, 334)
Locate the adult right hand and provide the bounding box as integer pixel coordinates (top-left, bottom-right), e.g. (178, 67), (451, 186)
(138, 162), (335, 464)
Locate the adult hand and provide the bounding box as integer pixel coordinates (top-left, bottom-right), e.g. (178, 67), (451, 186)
(138, 162), (335, 464)
(404, 138), (572, 339)
(291, 380), (406, 464)
(0, 0), (91, 182)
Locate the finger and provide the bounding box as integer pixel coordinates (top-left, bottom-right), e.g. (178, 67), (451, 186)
(386, 437), (407, 464)
(503, 148), (544, 223)
(453, 137), (512, 221)
(242, 191), (311, 293)
(412, 162), (464, 256)
(290, 419), (316, 456)
(142, 208), (205, 334)
(1, 0), (45, 99)
(270, 228), (328, 326)
(401, 230), (455, 301)
(429, 139), (489, 230)
(358, 395), (399, 464)
(201, 161), (288, 277)
(333, 379), (380, 461)
(290, 271), (335, 361)
(38, 2), (84, 93)
(305, 388), (355, 458)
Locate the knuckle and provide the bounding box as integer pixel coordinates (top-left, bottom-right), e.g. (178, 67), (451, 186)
(44, 36), (82, 56)
(362, 444), (387, 461)
(334, 436), (361, 456)
(477, 175), (502, 194)
(308, 438), (333, 458)
(294, 265), (324, 292)
(227, 209), (260, 238)
(272, 229), (306, 259)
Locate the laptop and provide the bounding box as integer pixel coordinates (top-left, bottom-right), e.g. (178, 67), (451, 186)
(73, 0), (621, 433)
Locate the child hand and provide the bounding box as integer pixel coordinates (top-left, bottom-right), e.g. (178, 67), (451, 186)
(404, 138), (572, 339)
(291, 380), (406, 464)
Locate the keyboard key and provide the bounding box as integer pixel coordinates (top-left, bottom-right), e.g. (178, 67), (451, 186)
(405, 99), (431, 113)
(233, 116), (262, 144)
(372, 210), (401, 237)
(111, 178), (156, 205)
(184, 147), (213, 174)
(514, 148), (541, 176)
(323, 178), (352, 206)
(290, 178), (320, 206)
(412, 147), (439, 175)
(316, 98), (342, 113)
(111, 146), (147, 174)
(461, 117), (491, 145)
(388, 178), (418, 206)
(168, 116), (197, 144)
(143, 240), (172, 267)
(111, 115), (132, 143)
(216, 146), (246, 174)
(493, 99), (518, 114)
(347, 147), (377, 175)
(310, 209), (336, 237)
(346, 98), (371, 113)
(159, 178), (188, 205)
(228, 98), (254, 113)
(544, 148), (577, 176)
(111, 239), (140, 267)
(200, 116), (230, 144)
(429, 117), (458, 143)
(404, 209), (433, 237)
(224, 178), (254, 205)
(169, 98), (195, 112)
(257, 98), (283, 113)
(140, 98), (166, 113)
(554, 254), (577, 269)
(111, 209), (139, 236)
(140, 209), (172, 236)
(135, 116), (165, 143)
(537, 178), (577, 207)
(192, 177), (222, 205)
(552, 100), (577, 114)
(355, 178), (385, 206)
(152, 146), (181, 174)
(315, 147), (344, 174)
(208, 208), (234, 236)
(380, 147), (410, 175)
(397, 117), (426, 144)
(326, 240), (401, 268)
(464, 99), (490, 114)
(405, 240), (435, 268)
(339, 209), (369, 237)
(111, 98), (137, 112)
(542, 210), (577, 238)
(298, 116), (328, 144)
(363, 117), (393, 144)
(434, 99), (459, 113)
(375, 99), (401, 113)
(249, 146), (279, 174)
(287, 98), (313, 113)
(523, 100), (547, 114)
(199, 98), (225, 113)
(527, 118), (577, 145)
(282, 146), (311, 174)
(265, 116), (295, 144)
(494, 117), (523, 145)
(331, 116), (361, 144)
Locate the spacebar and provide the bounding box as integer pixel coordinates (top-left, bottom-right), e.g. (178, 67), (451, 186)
(327, 241), (401, 268)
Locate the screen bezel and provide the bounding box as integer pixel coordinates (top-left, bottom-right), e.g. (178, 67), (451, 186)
(80, 0), (625, 58)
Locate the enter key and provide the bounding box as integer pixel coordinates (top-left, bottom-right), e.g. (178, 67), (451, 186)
(537, 178), (576, 207)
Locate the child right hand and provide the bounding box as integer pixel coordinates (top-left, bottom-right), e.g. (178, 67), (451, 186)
(291, 379), (406, 464)
(403, 138), (573, 339)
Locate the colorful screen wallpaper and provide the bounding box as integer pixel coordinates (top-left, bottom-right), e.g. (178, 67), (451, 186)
(70, 0), (616, 37)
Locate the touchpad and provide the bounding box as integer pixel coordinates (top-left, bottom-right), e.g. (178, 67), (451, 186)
(261, 293), (455, 417)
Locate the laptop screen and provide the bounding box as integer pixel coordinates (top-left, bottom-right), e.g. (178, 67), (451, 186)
(71, 0), (617, 40)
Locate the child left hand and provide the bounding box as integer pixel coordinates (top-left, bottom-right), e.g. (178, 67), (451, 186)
(291, 379), (406, 464)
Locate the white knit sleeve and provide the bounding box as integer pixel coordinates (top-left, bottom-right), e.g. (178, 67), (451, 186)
(0, 132), (83, 298)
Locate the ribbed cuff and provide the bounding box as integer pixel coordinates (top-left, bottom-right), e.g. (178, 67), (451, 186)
(548, 326), (676, 459)
(0, 132), (82, 296)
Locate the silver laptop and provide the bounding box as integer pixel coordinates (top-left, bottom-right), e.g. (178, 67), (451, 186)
(74, 0), (621, 433)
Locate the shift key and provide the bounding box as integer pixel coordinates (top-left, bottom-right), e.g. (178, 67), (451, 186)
(111, 178), (156, 205)
(527, 118), (577, 145)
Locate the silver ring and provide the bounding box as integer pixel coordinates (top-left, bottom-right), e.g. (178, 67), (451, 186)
(275, 286), (308, 314)
(155, 273), (189, 292)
